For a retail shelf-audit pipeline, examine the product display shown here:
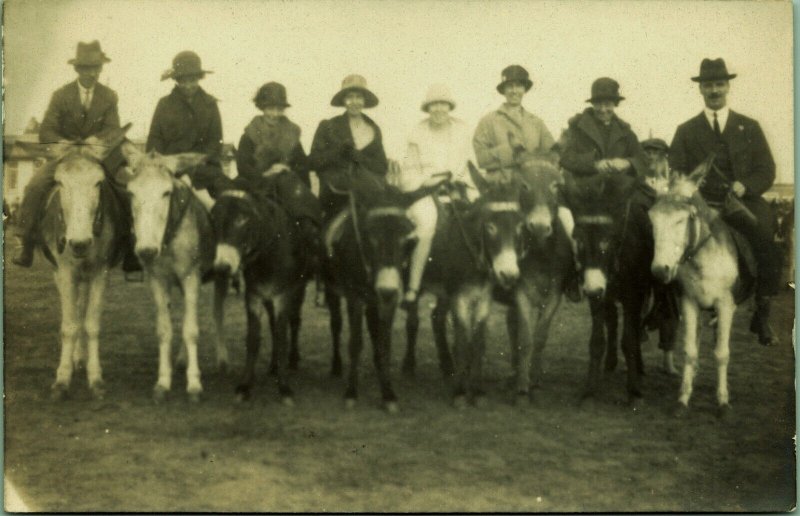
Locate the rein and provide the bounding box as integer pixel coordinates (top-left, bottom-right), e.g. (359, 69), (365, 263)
(161, 183), (193, 251)
(218, 189), (275, 265)
(679, 206), (714, 266)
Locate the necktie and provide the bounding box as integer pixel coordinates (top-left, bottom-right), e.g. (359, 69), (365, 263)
(713, 112), (721, 137)
(83, 89), (91, 110)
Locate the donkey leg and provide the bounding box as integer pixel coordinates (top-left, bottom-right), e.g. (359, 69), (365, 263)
(84, 271), (109, 399)
(181, 272), (203, 401)
(506, 304), (520, 382)
(327, 290), (343, 377)
(714, 297), (735, 417)
(620, 292), (645, 405)
(344, 297), (364, 407)
(150, 276), (173, 402)
(677, 297), (701, 411)
(266, 302), (278, 376)
(288, 287), (305, 371)
(236, 293), (266, 401)
(432, 298), (454, 378)
(212, 274), (230, 374)
(513, 290), (536, 404)
(451, 295), (473, 409)
(402, 299), (419, 377)
(72, 281), (89, 371)
(271, 294), (294, 405)
(53, 269), (79, 399)
(366, 302), (398, 413)
(531, 292), (561, 390)
(582, 297), (607, 401)
(604, 300), (619, 372)
(469, 315), (489, 407)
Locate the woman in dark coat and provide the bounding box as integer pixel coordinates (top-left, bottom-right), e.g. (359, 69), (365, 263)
(236, 82), (321, 225)
(308, 74), (388, 222)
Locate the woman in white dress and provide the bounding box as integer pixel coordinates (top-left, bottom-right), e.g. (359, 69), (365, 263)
(401, 84), (477, 307)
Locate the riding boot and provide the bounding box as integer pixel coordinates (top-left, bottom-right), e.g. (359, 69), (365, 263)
(749, 296), (779, 346)
(12, 237), (35, 267)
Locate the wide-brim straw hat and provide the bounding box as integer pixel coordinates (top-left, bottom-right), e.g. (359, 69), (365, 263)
(421, 83), (456, 112)
(691, 58), (737, 82)
(161, 51), (213, 81)
(586, 77), (625, 103)
(330, 74), (379, 108)
(68, 41), (111, 66)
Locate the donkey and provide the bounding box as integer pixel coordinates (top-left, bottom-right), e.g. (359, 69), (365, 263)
(404, 162), (524, 407)
(119, 145), (228, 402)
(564, 169), (678, 406)
(210, 179), (311, 405)
(38, 127), (131, 400)
(323, 165), (447, 412)
(650, 157), (752, 418)
(501, 154), (573, 405)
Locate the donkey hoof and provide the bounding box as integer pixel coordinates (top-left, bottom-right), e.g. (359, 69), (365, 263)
(188, 391), (202, 404)
(330, 366), (343, 378)
(153, 385), (169, 404)
(453, 395), (468, 410)
(384, 401), (400, 414)
(234, 385), (251, 403)
(717, 403), (732, 420)
(217, 362), (228, 376)
(628, 396), (644, 412)
(90, 382), (106, 401)
(281, 396), (295, 408)
(672, 402), (689, 418)
(513, 392), (530, 407)
(472, 395), (488, 409)
(401, 362), (416, 378)
(344, 398), (357, 410)
(51, 383), (70, 401)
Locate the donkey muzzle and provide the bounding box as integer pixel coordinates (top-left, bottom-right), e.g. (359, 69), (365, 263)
(651, 264), (676, 284)
(69, 238), (91, 258)
(583, 268), (607, 298)
(137, 247), (159, 264)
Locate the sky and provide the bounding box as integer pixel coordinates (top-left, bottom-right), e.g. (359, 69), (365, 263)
(3, 0), (795, 183)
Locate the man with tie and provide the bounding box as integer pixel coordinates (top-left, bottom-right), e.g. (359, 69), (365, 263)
(13, 41), (124, 267)
(669, 58), (781, 346)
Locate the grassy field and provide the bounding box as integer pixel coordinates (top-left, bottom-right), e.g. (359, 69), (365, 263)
(3, 240), (796, 512)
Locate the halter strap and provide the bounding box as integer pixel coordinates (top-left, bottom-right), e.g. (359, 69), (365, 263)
(575, 214), (614, 225)
(219, 189), (250, 200)
(365, 206), (408, 221)
(679, 208), (713, 265)
(485, 201), (520, 212)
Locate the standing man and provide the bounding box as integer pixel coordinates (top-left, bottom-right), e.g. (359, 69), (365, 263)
(147, 51), (227, 195)
(13, 41), (123, 267)
(670, 58), (781, 346)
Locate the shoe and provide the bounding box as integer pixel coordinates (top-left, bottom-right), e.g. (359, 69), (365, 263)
(12, 240), (34, 267)
(122, 248), (142, 273)
(750, 296), (780, 346)
(401, 289), (419, 311)
(563, 272), (583, 303)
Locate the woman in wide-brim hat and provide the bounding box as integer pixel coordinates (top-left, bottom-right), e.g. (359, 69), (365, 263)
(309, 74), (388, 222)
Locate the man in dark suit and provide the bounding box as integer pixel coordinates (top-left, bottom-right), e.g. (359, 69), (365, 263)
(670, 58), (781, 346)
(13, 41), (123, 267)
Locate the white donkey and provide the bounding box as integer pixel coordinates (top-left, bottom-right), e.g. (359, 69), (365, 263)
(649, 156), (742, 418)
(120, 145), (227, 402)
(37, 126), (131, 400)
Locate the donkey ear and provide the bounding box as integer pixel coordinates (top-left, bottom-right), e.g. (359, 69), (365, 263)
(467, 161), (490, 195)
(120, 141), (143, 170)
(161, 152), (208, 175)
(687, 153), (714, 185)
(82, 123), (134, 161)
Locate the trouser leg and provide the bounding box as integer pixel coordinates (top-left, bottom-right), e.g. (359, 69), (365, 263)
(13, 161), (58, 266)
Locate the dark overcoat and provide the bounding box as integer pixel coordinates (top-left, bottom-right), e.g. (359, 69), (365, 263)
(560, 108), (647, 178)
(39, 81), (120, 143)
(146, 87), (223, 158)
(308, 113), (388, 219)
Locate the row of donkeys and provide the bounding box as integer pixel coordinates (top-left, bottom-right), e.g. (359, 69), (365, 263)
(39, 124), (741, 418)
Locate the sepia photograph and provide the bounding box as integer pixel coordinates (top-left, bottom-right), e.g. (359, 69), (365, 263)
(2, 0), (796, 511)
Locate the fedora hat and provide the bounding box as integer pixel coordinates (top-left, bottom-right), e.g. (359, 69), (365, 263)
(161, 51), (213, 81)
(496, 65), (533, 94)
(691, 58), (737, 82)
(586, 77), (625, 103)
(68, 40), (111, 66)
(641, 138), (669, 153)
(421, 83), (456, 112)
(331, 74), (379, 108)
(254, 82), (290, 109)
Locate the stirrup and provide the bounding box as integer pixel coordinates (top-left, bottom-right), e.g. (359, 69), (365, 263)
(124, 271), (144, 283)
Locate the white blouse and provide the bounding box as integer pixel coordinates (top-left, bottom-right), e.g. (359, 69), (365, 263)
(401, 117), (475, 193)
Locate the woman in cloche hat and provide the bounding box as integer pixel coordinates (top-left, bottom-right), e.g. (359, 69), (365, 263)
(235, 81), (322, 256)
(308, 74), (388, 223)
(400, 83), (476, 307)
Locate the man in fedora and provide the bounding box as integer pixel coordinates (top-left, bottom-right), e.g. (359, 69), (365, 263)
(669, 58), (781, 346)
(146, 51), (226, 195)
(13, 40), (125, 267)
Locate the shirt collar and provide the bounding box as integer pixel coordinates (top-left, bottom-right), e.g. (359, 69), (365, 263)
(703, 106), (729, 131)
(499, 103), (526, 117)
(77, 81), (95, 96)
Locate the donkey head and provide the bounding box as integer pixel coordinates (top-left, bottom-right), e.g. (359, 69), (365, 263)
(516, 154), (562, 241)
(649, 155), (713, 283)
(52, 124), (131, 259)
(210, 182), (267, 275)
(468, 162), (525, 289)
(120, 144), (207, 264)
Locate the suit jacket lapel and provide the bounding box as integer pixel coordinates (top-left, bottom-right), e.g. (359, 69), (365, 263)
(691, 112), (718, 157)
(577, 113), (605, 152)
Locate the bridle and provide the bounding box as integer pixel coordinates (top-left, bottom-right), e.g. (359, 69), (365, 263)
(449, 196), (521, 275)
(573, 214), (615, 272)
(677, 200), (713, 266)
(217, 189), (270, 266)
(348, 194), (411, 279)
